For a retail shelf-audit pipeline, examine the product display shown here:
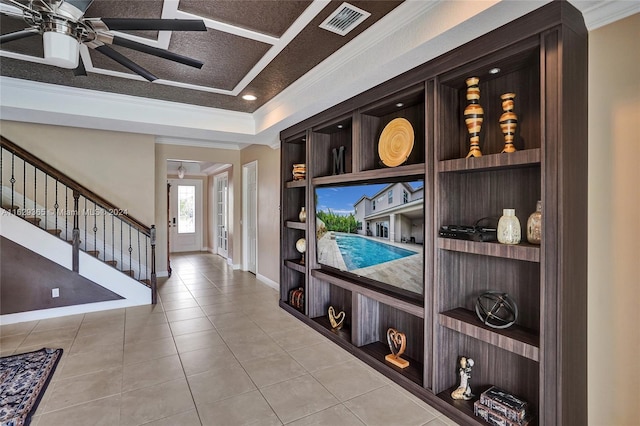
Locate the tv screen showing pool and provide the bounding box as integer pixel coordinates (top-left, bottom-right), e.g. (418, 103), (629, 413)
(315, 180), (424, 297)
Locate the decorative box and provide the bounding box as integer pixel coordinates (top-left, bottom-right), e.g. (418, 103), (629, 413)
(474, 401), (531, 426)
(479, 386), (528, 424)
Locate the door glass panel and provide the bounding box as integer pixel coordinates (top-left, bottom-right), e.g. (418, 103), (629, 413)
(178, 185), (195, 234)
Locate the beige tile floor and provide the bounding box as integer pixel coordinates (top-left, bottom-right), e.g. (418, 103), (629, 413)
(1, 252), (459, 426)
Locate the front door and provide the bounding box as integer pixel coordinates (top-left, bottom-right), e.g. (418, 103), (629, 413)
(214, 173), (228, 258)
(169, 178), (203, 253)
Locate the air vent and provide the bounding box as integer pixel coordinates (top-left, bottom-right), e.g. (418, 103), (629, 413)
(319, 2), (371, 36)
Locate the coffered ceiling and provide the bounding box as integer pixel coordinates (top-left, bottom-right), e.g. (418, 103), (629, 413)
(1, 0), (638, 148)
(0, 0), (403, 112)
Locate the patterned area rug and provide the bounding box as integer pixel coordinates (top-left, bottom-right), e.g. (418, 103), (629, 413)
(0, 348), (63, 426)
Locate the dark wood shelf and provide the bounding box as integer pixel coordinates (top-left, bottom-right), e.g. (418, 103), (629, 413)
(312, 269), (424, 318)
(312, 163), (425, 186)
(312, 315), (351, 343)
(285, 221), (306, 230)
(285, 179), (306, 188)
(439, 308), (539, 361)
(438, 238), (540, 262)
(360, 341), (423, 386)
(284, 259), (306, 273)
(438, 149), (540, 173)
(437, 385), (494, 426)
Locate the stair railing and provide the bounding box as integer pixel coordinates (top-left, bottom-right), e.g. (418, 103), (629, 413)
(1, 136), (157, 304)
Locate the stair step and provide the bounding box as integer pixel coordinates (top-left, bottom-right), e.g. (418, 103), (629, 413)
(105, 260), (117, 267)
(23, 217), (41, 225)
(122, 270), (135, 278)
(46, 229), (62, 236)
(2, 204), (20, 213)
(139, 279), (151, 286)
(86, 250), (100, 257)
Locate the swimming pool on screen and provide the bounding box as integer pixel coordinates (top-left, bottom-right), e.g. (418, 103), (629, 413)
(335, 234), (417, 270)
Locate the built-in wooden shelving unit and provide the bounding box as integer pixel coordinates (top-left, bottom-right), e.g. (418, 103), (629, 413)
(280, 2), (587, 424)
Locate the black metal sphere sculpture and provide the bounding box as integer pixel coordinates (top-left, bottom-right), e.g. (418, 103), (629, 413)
(475, 291), (518, 329)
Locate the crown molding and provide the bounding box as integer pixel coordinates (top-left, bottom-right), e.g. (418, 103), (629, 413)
(576, 0), (640, 30)
(156, 136), (244, 150)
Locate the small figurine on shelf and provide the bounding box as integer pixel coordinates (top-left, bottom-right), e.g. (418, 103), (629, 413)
(464, 77), (484, 158)
(385, 328), (410, 369)
(451, 356), (475, 400)
(499, 92), (518, 153)
(328, 306), (345, 330)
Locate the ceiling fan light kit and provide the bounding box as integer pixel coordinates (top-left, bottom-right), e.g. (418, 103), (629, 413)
(1, 0), (206, 80)
(43, 31), (79, 69)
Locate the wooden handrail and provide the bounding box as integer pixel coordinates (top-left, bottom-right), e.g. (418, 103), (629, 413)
(1, 136), (151, 234)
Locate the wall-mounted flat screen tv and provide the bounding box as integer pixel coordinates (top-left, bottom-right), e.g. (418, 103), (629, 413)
(315, 179), (425, 300)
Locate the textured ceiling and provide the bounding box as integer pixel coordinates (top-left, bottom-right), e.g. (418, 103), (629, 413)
(0, 0), (404, 113)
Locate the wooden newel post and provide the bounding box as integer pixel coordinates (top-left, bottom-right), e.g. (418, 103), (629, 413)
(150, 225), (157, 305)
(72, 190), (80, 273)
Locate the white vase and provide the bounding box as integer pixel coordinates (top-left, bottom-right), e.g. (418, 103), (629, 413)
(299, 207), (306, 223)
(497, 209), (521, 244)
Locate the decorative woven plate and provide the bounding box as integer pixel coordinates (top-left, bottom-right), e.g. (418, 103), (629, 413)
(378, 118), (414, 167)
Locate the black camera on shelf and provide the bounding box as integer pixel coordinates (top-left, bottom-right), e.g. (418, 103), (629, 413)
(439, 218), (498, 242)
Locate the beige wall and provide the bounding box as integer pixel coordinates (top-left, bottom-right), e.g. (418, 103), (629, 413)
(0, 121), (155, 225)
(154, 143), (241, 274)
(240, 144), (281, 283)
(588, 13), (640, 425)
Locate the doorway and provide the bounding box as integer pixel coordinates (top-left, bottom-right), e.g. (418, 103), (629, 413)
(213, 172), (229, 259)
(242, 161), (257, 274)
(168, 178), (203, 253)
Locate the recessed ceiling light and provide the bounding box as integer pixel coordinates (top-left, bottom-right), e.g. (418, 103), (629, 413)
(396, 102), (404, 108)
(489, 67), (501, 74)
(337, 124), (344, 129)
(242, 94), (257, 101)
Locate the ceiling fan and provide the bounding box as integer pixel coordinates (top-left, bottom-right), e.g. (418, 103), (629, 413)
(0, 0), (206, 81)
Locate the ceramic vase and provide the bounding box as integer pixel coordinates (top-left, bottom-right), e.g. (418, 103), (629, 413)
(464, 77), (484, 158)
(497, 209), (521, 244)
(299, 207), (306, 223)
(526, 200), (542, 244)
(500, 93), (518, 153)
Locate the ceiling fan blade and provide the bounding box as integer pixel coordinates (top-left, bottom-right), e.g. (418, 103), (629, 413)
(99, 18), (206, 32)
(0, 28), (39, 43)
(73, 54), (87, 76)
(111, 36), (203, 69)
(63, 0), (94, 13)
(0, 2), (26, 18)
(93, 44), (157, 82)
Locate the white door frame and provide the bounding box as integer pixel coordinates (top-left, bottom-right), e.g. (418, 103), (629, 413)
(168, 178), (203, 253)
(242, 161), (258, 273)
(213, 172), (229, 258)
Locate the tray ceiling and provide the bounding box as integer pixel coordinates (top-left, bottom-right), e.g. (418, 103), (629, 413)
(0, 0), (403, 113)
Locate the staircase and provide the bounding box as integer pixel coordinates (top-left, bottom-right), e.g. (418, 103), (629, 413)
(0, 136), (157, 305)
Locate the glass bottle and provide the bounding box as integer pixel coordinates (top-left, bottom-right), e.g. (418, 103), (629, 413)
(497, 209), (521, 244)
(527, 201), (542, 244)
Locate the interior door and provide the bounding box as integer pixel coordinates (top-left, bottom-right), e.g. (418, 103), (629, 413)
(215, 173), (228, 258)
(169, 179), (203, 253)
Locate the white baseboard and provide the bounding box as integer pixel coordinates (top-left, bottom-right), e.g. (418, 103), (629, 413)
(157, 271), (169, 278)
(257, 273), (279, 291)
(0, 299), (148, 325)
